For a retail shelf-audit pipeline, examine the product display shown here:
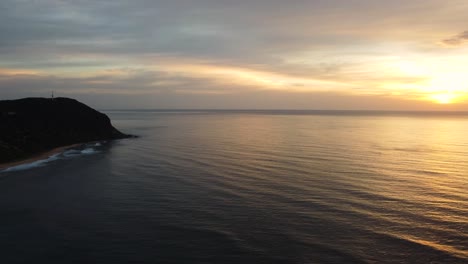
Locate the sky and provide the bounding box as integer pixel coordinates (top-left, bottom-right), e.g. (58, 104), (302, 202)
(1, 0), (468, 110)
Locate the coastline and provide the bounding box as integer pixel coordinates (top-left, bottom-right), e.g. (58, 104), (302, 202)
(0, 143), (82, 171)
(1, 97), (132, 171)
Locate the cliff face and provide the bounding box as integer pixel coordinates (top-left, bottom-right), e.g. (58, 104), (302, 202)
(0, 97), (130, 163)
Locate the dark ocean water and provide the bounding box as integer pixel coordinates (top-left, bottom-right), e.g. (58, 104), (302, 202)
(1, 110), (467, 264)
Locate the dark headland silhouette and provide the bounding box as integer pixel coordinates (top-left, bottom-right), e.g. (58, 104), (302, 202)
(0, 97), (132, 163)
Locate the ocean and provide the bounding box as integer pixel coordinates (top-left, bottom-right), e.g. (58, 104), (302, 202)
(0, 110), (467, 263)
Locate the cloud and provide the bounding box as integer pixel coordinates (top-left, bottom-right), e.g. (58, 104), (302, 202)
(1, 1), (468, 109)
(441, 31), (468, 46)
(1, 0), (464, 61)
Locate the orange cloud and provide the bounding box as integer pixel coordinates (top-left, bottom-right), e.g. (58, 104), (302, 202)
(0, 68), (41, 76)
(441, 31), (468, 47)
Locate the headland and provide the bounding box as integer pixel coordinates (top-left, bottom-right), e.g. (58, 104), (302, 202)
(0, 97), (132, 166)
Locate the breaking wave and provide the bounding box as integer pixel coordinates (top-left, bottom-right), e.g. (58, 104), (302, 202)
(1, 142), (105, 173)
(2, 154), (61, 173)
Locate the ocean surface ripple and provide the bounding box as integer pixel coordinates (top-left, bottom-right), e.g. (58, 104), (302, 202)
(0, 110), (467, 263)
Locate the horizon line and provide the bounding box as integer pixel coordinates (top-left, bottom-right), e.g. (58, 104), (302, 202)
(100, 108), (468, 113)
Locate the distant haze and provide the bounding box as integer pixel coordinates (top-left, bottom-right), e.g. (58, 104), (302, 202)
(1, 1), (468, 110)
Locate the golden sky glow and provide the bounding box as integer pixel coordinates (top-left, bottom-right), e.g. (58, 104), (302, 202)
(1, 1), (468, 109)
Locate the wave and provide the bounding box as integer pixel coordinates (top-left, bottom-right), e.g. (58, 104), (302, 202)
(2, 153), (61, 173)
(1, 142), (105, 173)
(81, 148), (99, 155)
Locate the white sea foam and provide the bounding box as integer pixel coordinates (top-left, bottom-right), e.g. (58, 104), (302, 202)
(63, 149), (81, 157)
(2, 146), (100, 173)
(81, 148), (98, 154)
(2, 154), (61, 173)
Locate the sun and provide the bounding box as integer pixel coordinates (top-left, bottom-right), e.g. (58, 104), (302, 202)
(424, 73), (468, 105)
(429, 93), (457, 104)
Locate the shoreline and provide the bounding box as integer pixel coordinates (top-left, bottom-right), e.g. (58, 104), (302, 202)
(0, 143), (82, 171)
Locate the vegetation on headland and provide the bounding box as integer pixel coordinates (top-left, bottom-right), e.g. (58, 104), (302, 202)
(0, 97), (132, 164)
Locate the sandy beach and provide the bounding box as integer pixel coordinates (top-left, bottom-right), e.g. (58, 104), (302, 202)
(0, 143), (82, 171)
